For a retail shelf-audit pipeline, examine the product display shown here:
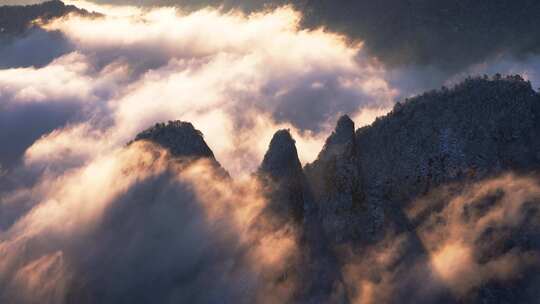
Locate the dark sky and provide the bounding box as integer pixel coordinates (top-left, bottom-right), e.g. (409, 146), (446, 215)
(4, 0), (540, 75)
(31, 0), (539, 73)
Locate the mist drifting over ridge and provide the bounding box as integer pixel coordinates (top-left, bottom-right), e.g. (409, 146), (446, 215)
(1, 1), (540, 303)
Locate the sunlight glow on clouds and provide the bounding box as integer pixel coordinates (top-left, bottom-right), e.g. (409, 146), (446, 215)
(1, 2), (540, 303)
(9, 2), (397, 176)
(0, 4), (396, 301)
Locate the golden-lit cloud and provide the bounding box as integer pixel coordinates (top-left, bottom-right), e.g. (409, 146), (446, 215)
(1, 138), (301, 303)
(1, 1), (540, 303)
(0, 1), (399, 302)
(411, 174), (540, 297)
(1, 1), (396, 177)
(333, 174), (540, 303)
(0, 52), (126, 105)
(7, 251), (69, 304)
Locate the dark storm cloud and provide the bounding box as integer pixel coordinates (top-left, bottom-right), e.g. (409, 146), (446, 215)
(301, 1), (540, 95)
(299, 1), (540, 70)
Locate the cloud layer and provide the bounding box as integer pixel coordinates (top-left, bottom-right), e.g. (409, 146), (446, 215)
(1, 1), (540, 303)
(0, 4), (393, 302)
(1, 2), (396, 177)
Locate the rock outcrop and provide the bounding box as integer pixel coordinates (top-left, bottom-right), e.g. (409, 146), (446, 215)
(356, 75), (540, 211)
(258, 129), (309, 223)
(305, 115), (367, 244)
(127, 75), (540, 304)
(132, 120), (228, 177)
(257, 129), (349, 303)
(315, 75), (540, 303)
(134, 121), (216, 160)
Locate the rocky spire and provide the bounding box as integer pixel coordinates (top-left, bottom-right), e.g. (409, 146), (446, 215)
(316, 114), (356, 162)
(304, 114), (365, 244)
(258, 129), (308, 223)
(134, 121), (215, 159)
(260, 129), (303, 178)
(332, 114), (355, 144)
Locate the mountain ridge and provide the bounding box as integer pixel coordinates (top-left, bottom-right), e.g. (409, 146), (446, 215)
(134, 74), (540, 303)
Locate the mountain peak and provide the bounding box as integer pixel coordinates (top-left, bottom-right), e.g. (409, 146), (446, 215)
(134, 121), (215, 160)
(258, 129), (308, 224)
(333, 114), (355, 144)
(316, 114), (355, 162)
(260, 129), (302, 178)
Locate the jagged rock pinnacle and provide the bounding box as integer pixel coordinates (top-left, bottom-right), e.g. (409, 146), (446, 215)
(258, 129), (308, 223)
(260, 129), (303, 178)
(333, 115), (355, 144)
(134, 121), (215, 159)
(317, 114), (355, 161)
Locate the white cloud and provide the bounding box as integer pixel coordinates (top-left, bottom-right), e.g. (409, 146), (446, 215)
(8, 3), (397, 176)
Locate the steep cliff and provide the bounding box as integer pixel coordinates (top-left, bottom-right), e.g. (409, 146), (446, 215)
(257, 129), (309, 223)
(308, 75), (540, 303)
(128, 75), (540, 304)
